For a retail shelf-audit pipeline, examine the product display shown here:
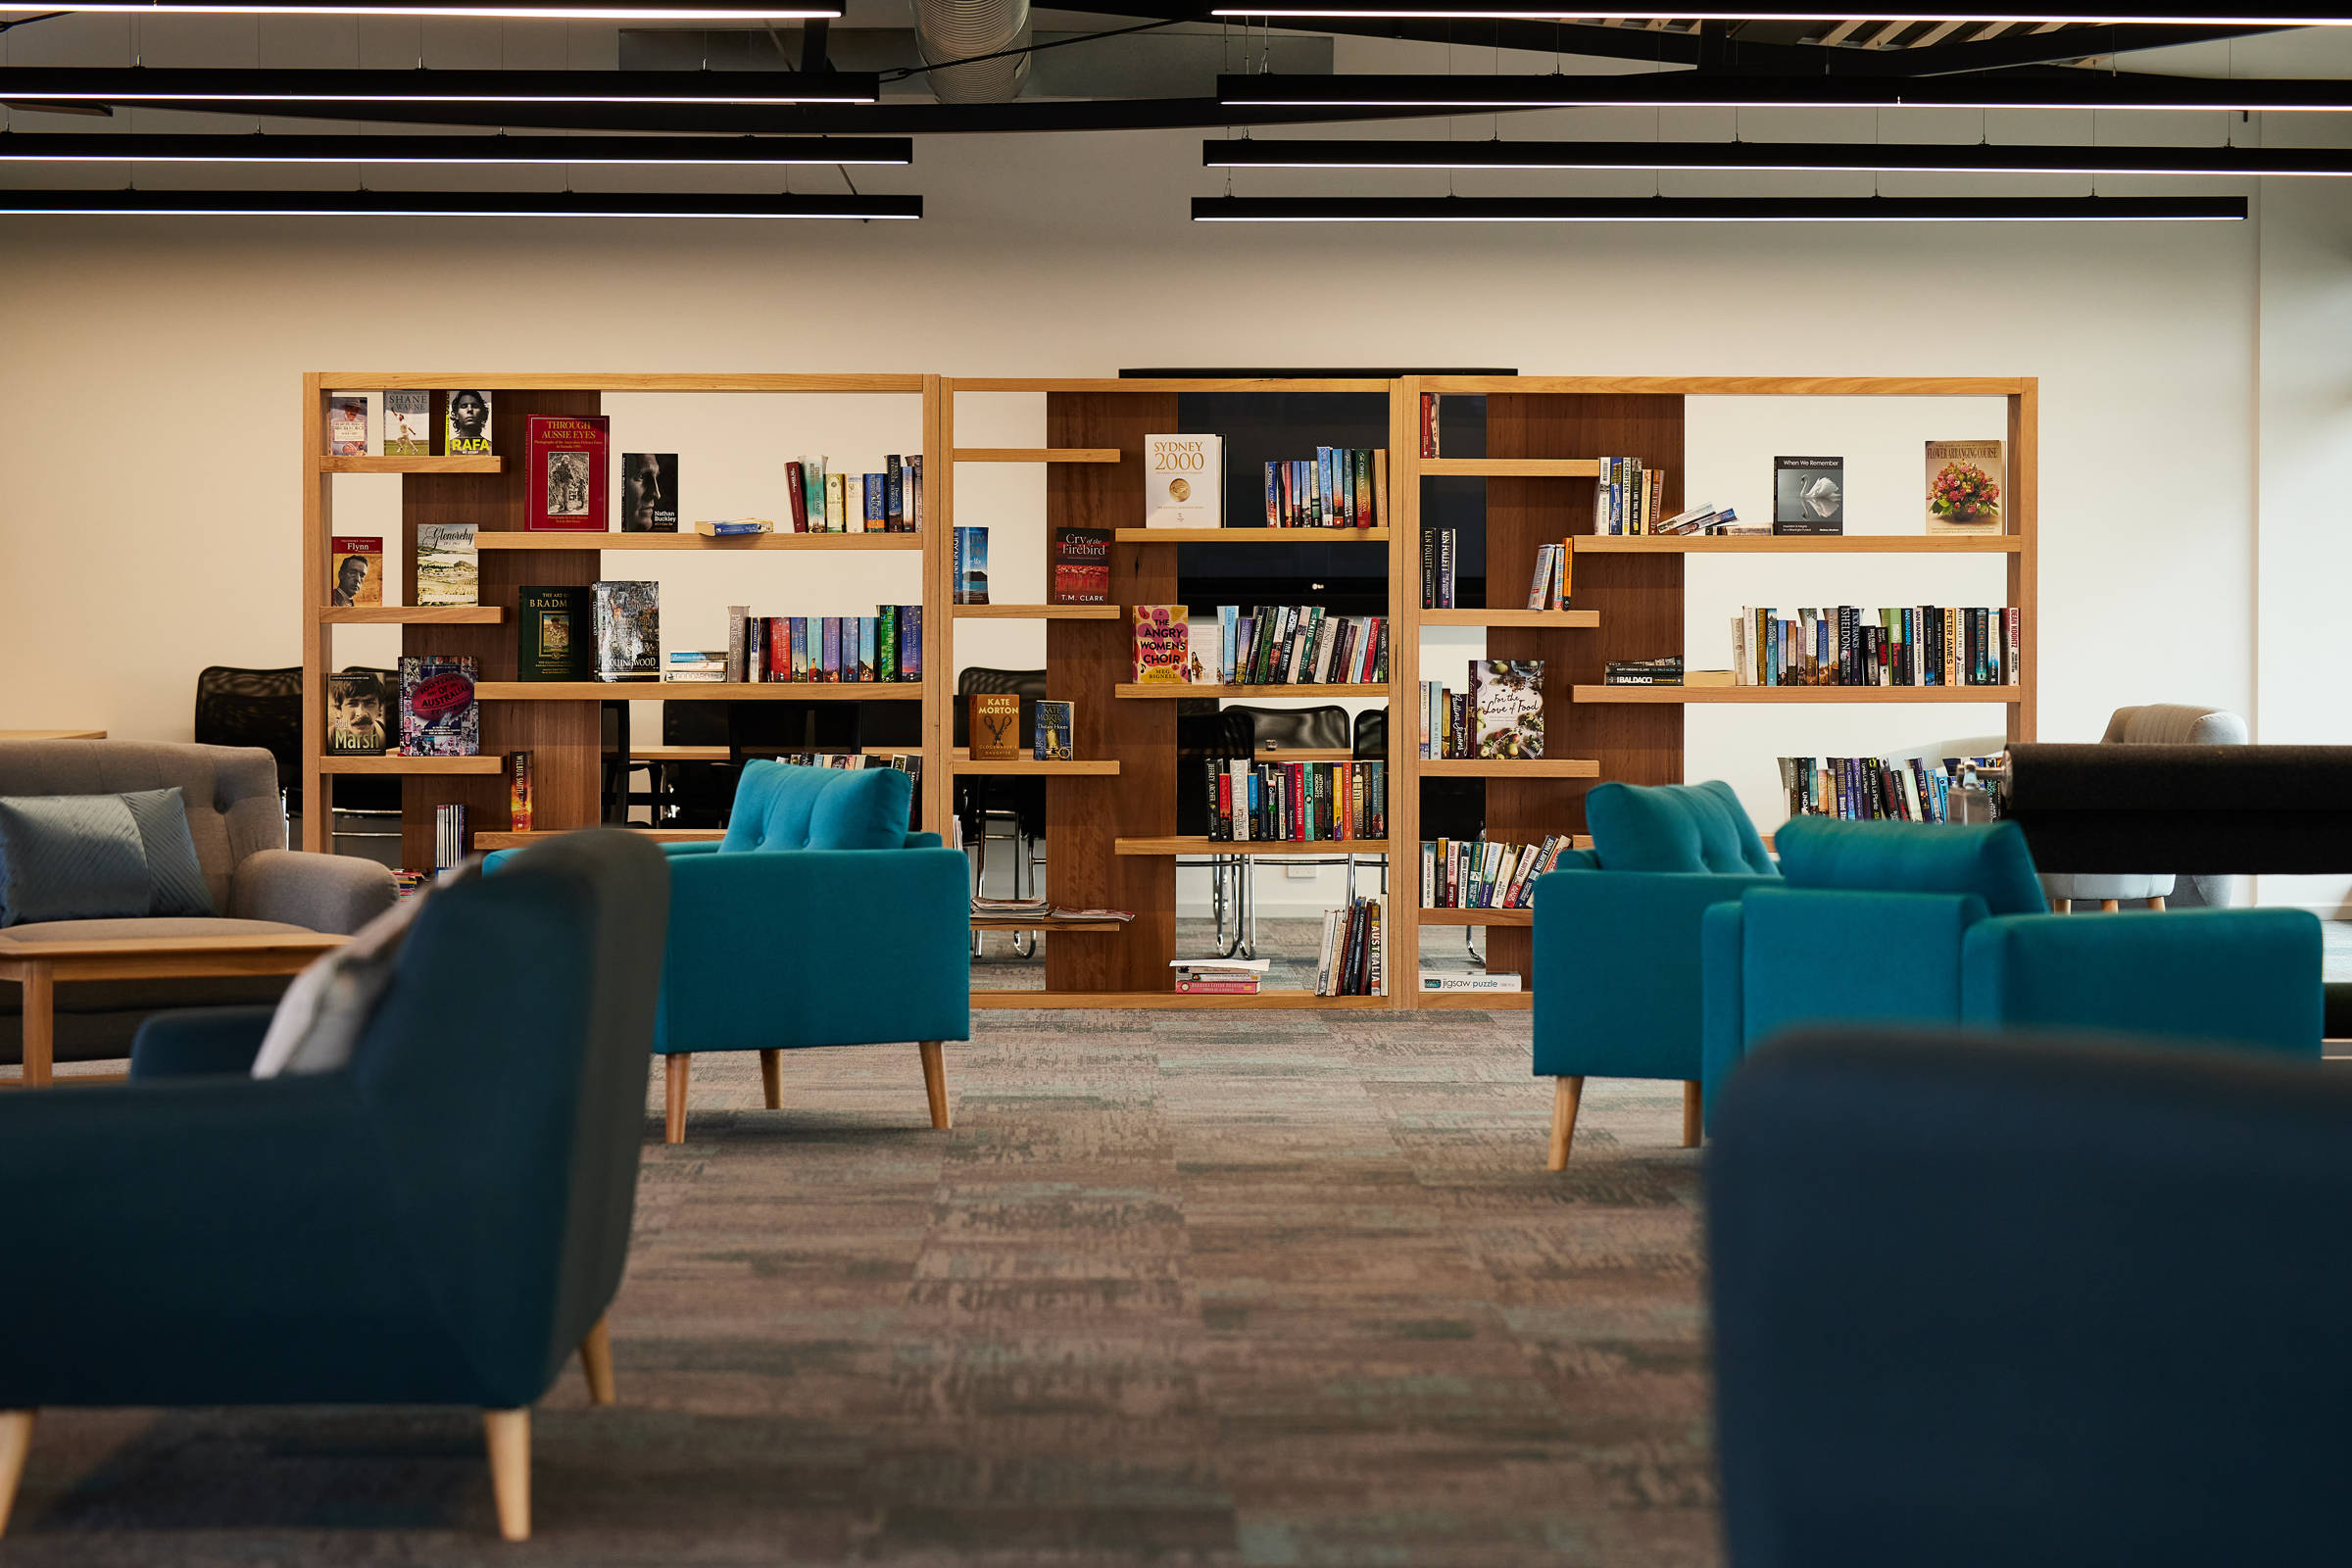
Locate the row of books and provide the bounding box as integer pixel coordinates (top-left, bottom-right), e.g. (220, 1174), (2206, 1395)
(1172, 956), (1265, 995)
(324, 389), (485, 457)
(1595, 457), (1666, 536)
(1421, 835), (1575, 909)
(687, 606), (923, 685)
(784, 455), (922, 534)
(1315, 898), (1386, 996)
(1733, 606), (2021, 688)
(1260, 448), (1390, 529)
(1200, 759), (1389, 844)
(1780, 755), (1990, 823)
(1134, 605), (1391, 686)
(1417, 661), (1545, 760)
(325, 655), (477, 757)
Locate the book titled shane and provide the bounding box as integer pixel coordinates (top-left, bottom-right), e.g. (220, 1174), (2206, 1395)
(1773, 455), (1845, 535)
(592, 581), (661, 682)
(517, 586), (593, 680)
(382, 390), (431, 456)
(527, 415), (611, 531)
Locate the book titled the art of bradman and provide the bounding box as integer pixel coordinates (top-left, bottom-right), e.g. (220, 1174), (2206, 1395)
(1132, 605), (1191, 683)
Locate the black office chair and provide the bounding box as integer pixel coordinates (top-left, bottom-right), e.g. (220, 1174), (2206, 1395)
(1352, 709), (1386, 761)
(194, 664), (303, 817)
(657, 702), (734, 829)
(956, 667), (1048, 956)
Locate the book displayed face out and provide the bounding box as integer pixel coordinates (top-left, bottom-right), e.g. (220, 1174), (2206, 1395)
(1145, 434), (1222, 528)
(1925, 440), (2003, 533)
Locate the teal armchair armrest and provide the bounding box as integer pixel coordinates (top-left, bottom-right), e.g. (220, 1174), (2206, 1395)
(657, 846), (970, 1053)
(130, 1005), (276, 1079)
(1962, 907), (2324, 1056)
(1532, 867), (1778, 1082)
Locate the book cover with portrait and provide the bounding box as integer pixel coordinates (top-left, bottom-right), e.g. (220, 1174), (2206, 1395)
(444, 389), (494, 456)
(327, 536), (382, 607)
(527, 415), (610, 531)
(326, 392), (373, 457)
(325, 669), (390, 757)
(620, 451), (679, 531)
(398, 655), (480, 757)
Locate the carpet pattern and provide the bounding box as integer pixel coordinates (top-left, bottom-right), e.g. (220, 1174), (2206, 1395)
(5, 1011), (1717, 1566)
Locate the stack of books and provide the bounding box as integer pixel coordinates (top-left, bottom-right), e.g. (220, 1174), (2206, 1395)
(1172, 957), (1265, 995)
(720, 607), (923, 684)
(666, 650), (728, 683)
(1604, 657), (1684, 687)
(1314, 898), (1384, 997)
(1652, 504), (1753, 535)
(783, 455), (922, 534)
(432, 804), (466, 871)
(1780, 755), (1996, 822)
(972, 896), (1054, 920)
(1595, 457), (1665, 535)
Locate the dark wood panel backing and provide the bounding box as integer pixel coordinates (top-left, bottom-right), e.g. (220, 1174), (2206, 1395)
(1483, 392), (1685, 980)
(1046, 392), (1177, 993)
(400, 390), (603, 867)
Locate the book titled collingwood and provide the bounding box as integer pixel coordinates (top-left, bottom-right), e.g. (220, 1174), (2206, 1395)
(593, 581), (661, 682)
(398, 655), (479, 757)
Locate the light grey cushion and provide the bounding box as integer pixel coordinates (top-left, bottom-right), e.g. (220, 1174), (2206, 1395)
(2040, 872), (2177, 904)
(252, 864), (474, 1078)
(0, 793), (150, 926)
(0, 741), (284, 913)
(122, 789), (215, 917)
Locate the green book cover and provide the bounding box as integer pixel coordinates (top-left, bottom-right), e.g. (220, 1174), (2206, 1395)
(517, 585), (593, 680)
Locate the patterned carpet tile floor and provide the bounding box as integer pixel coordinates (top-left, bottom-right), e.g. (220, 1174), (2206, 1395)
(7, 1012), (1717, 1567)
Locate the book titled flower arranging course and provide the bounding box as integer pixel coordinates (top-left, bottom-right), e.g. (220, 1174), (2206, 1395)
(1924, 440), (2003, 534)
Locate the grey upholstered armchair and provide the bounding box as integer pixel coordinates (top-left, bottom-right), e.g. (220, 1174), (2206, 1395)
(1, 740), (397, 1067)
(2039, 705), (2250, 911)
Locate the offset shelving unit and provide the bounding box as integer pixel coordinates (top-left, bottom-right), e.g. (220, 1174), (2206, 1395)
(1110, 527), (1390, 544)
(301, 371), (944, 863)
(1571, 685), (2024, 705)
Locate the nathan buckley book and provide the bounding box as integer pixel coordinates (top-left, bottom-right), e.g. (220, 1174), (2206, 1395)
(328, 536), (382, 607)
(527, 415), (610, 531)
(398, 654), (479, 757)
(1132, 605), (1190, 683)
(969, 693), (1022, 761)
(382, 390), (430, 456)
(1774, 455), (1845, 535)
(1052, 527), (1111, 605)
(517, 586), (593, 680)
(592, 581), (661, 682)
(620, 452), (679, 532)
(444, 389), (493, 456)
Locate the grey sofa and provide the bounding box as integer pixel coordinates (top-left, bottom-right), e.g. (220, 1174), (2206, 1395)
(1, 741), (396, 1066)
(2039, 705), (2250, 912)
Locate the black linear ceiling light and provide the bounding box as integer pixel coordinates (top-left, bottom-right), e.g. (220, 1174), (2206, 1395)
(1201, 4), (2351, 21)
(1191, 194), (2247, 220)
(2, 2), (842, 17)
(1203, 138), (2352, 176)
(0, 132), (911, 164)
(1217, 72), (2352, 113)
(0, 188), (920, 217)
(0, 68), (880, 107)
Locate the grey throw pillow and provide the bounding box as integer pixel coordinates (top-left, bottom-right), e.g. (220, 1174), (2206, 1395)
(0, 786), (217, 927)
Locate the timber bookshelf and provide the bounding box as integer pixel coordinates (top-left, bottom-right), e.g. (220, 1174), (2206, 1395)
(299, 372), (946, 867)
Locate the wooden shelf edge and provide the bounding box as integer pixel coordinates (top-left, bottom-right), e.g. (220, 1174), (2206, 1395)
(952, 758), (1121, 775)
(1413, 759), (1601, 777)
(1111, 528), (1391, 543)
(474, 531), (921, 551)
(952, 447), (1121, 464)
(1573, 534), (2022, 554)
(1411, 989), (1533, 1010)
(1571, 685), (2022, 704)
(1417, 458), (1599, 478)
(1114, 838), (1392, 857)
(318, 454), (502, 474)
(952, 603), (1123, 619)
(969, 917), (1127, 931)
(318, 605), (505, 625)
(1416, 907), (1533, 926)
(969, 990), (1394, 1010)
(319, 756), (506, 774)
(1418, 609), (1599, 628)
(477, 682), (925, 701)
(1115, 683), (1392, 700)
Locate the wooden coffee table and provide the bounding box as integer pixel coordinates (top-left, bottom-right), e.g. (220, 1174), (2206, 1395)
(0, 932), (347, 1088)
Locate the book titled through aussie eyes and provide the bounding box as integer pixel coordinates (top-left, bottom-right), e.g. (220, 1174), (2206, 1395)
(527, 415), (611, 531)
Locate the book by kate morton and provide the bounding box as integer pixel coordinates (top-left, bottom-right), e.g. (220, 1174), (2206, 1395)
(1034, 700), (1074, 761)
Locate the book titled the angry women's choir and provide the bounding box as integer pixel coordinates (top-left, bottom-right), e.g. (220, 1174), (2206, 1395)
(398, 655), (479, 757)
(594, 581), (661, 682)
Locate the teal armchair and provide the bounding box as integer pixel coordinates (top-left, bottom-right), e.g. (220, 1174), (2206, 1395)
(1532, 781), (1780, 1167)
(1700, 819), (2323, 1130)
(494, 761), (969, 1145)
(0, 829), (668, 1543)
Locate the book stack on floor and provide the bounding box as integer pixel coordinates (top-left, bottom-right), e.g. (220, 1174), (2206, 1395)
(705, 606), (923, 684)
(1603, 657), (1685, 687)
(1314, 898), (1384, 997)
(1173, 957), (1265, 995)
(1201, 760), (1387, 843)
(433, 804), (466, 872)
(1650, 504), (1754, 536)
(1779, 755), (1998, 822)
(1422, 836), (1572, 910)
(1260, 447), (1389, 529)
(1418, 661), (1544, 759)
(1733, 606), (2021, 687)
(782, 454), (922, 534)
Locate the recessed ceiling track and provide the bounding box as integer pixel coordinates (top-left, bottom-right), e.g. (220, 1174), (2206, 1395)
(0, 68), (881, 107)
(1203, 137), (2352, 175)
(0, 131), (912, 164)
(0, 188), (921, 217)
(1191, 193), (2249, 220)
(1218, 71), (2352, 113)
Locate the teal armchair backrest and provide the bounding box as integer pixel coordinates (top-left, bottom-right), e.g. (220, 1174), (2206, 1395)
(1776, 818), (2047, 914)
(719, 760), (914, 853)
(1585, 780), (1778, 875)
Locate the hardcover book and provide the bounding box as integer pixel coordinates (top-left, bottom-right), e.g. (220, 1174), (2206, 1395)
(1034, 700), (1073, 761)
(382, 390), (430, 456)
(1773, 455), (1844, 535)
(1472, 660), (1545, 760)
(969, 693), (1022, 761)
(785, 461), (808, 531)
(1186, 618), (1221, 686)
(954, 526), (990, 605)
(328, 536), (382, 608)
(592, 581), (660, 682)
(444, 389), (493, 456)
(415, 522), (477, 607)
(527, 415), (610, 531)
(517, 585), (593, 680)
(1132, 605), (1190, 684)
(326, 393), (371, 457)
(1144, 434), (1222, 529)
(398, 654), (480, 757)
(509, 750), (534, 833)
(1052, 527), (1111, 605)
(325, 669), (390, 757)
(1924, 439), (2004, 534)
(620, 452), (678, 531)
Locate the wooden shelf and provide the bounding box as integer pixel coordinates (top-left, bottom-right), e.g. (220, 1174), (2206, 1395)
(318, 605), (504, 625)
(953, 448), (1121, 465)
(474, 827), (725, 849)
(1111, 527), (1390, 544)
(969, 990), (1392, 1010)
(1574, 534), (2022, 554)
(318, 454), (501, 475)
(1573, 684), (2022, 705)
(1414, 758), (1600, 778)
(475, 530), (921, 552)
(1254, 747), (1350, 762)
(1413, 990), (1532, 1011)
(1419, 609), (1599, 628)
(1418, 908), (1533, 926)
(477, 681), (922, 702)
(970, 916), (1127, 931)
(1418, 457), (1599, 478)
(1115, 683), (1391, 701)
(1115, 837), (1391, 857)
(952, 754), (1121, 775)
(953, 603), (1123, 620)
(319, 755), (506, 775)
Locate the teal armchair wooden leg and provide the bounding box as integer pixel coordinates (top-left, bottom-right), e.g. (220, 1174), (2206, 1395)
(1547, 1077), (1584, 1170)
(663, 1054), (690, 1146)
(483, 1408), (530, 1543)
(578, 1317), (614, 1406)
(759, 1050), (782, 1111)
(0, 1409), (31, 1538)
(919, 1042), (951, 1130)
(1684, 1081), (1702, 1149)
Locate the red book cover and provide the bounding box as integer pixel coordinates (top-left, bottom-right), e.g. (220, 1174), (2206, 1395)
(1052, 528), (1111, 605)
(765, 617), (790, 680)
(525, 414), (611, 531)
(785, 462), (808, 532)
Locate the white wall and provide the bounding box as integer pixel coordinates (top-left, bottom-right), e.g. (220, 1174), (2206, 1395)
(4, 21), (2345, 907)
